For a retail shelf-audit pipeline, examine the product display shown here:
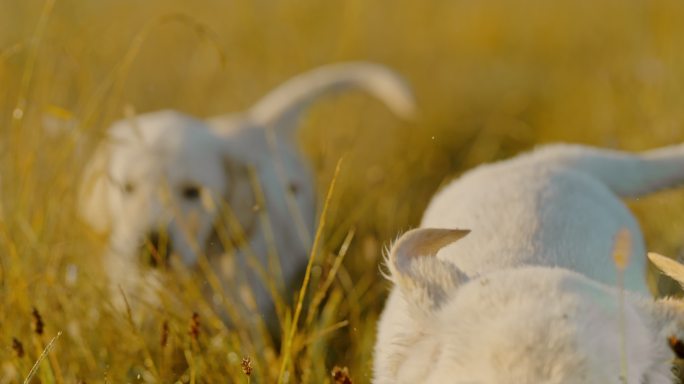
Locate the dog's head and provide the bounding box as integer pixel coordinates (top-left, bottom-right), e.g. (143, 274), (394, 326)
(374, 229), (684, 383)
(374, 227), (471, 383)
(79, 110), (257, 266)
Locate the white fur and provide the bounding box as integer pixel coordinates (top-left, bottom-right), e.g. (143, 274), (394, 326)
(78, 62), (415, 315)
(377, 259), (683, 383)
(424, 143), (684, 293)
(375, 143), (684, 383)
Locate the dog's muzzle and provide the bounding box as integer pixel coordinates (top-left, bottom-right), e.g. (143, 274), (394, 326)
(140, 230), (172, 267)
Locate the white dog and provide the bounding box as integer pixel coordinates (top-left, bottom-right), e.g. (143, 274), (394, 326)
(375, 228), (684, 384)
(78, 62), (415, 316)
(375, 143), (684, 382)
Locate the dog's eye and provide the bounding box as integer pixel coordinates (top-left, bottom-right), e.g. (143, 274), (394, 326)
(288, 182), (299, 195)
(181, 184), (201, 200)
(122, 181), (135, 194)
(669, 336), (684, 359)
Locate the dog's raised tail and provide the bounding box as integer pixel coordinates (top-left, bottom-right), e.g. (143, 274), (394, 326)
(524, 143), (684, 198)
(247, 62), (416, 131)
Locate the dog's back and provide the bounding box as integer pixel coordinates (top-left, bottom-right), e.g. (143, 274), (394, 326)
(422, 143), (684, 293)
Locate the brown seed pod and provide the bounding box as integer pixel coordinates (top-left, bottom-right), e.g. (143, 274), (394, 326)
(331, 366), (352, 384)
(241, 357), (253, 376)
(161, 320), (169, 348)
(188, 312), (200, 341)
(31, 307), (44, 335)
(11, 337), (24, 358)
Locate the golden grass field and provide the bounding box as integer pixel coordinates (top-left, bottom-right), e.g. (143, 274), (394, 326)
(3, 0), (684, 382)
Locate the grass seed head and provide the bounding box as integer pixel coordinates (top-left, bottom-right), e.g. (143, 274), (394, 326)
(331, 366), (352, 384)
(241, 356), (253, 376)
(11, 337), (24, 358)
(31, 307), (44, 335)
(188, 312), (200, 341)
(161, 319), (169, 347)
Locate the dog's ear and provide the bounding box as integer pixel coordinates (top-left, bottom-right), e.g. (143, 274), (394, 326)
(388, 228), (470, 313)
(78, 143), (112, 233)
(649, 252), (684, 288)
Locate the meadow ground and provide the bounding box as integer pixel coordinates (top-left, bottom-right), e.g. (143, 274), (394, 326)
(2, 0), (684, 382)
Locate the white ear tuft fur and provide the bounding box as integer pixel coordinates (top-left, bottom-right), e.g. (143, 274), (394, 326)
(388, 228), (470, 312)
(78, 144), (112, 233)
(648, 252), (684, 288)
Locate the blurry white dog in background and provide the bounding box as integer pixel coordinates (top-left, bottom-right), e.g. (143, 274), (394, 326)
(375, 143), (684, 383)
(78, 62), (415, 317)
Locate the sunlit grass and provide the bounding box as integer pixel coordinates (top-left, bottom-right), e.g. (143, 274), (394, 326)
(3, 0), (684, 382)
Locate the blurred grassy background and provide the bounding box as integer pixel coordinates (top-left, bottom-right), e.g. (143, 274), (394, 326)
(3, 0), (684, 382)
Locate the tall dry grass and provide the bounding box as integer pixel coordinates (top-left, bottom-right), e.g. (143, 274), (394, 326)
(2, 0), (684, 382)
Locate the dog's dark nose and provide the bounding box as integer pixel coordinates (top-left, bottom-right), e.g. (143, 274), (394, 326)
(141, 231), (172, 267)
